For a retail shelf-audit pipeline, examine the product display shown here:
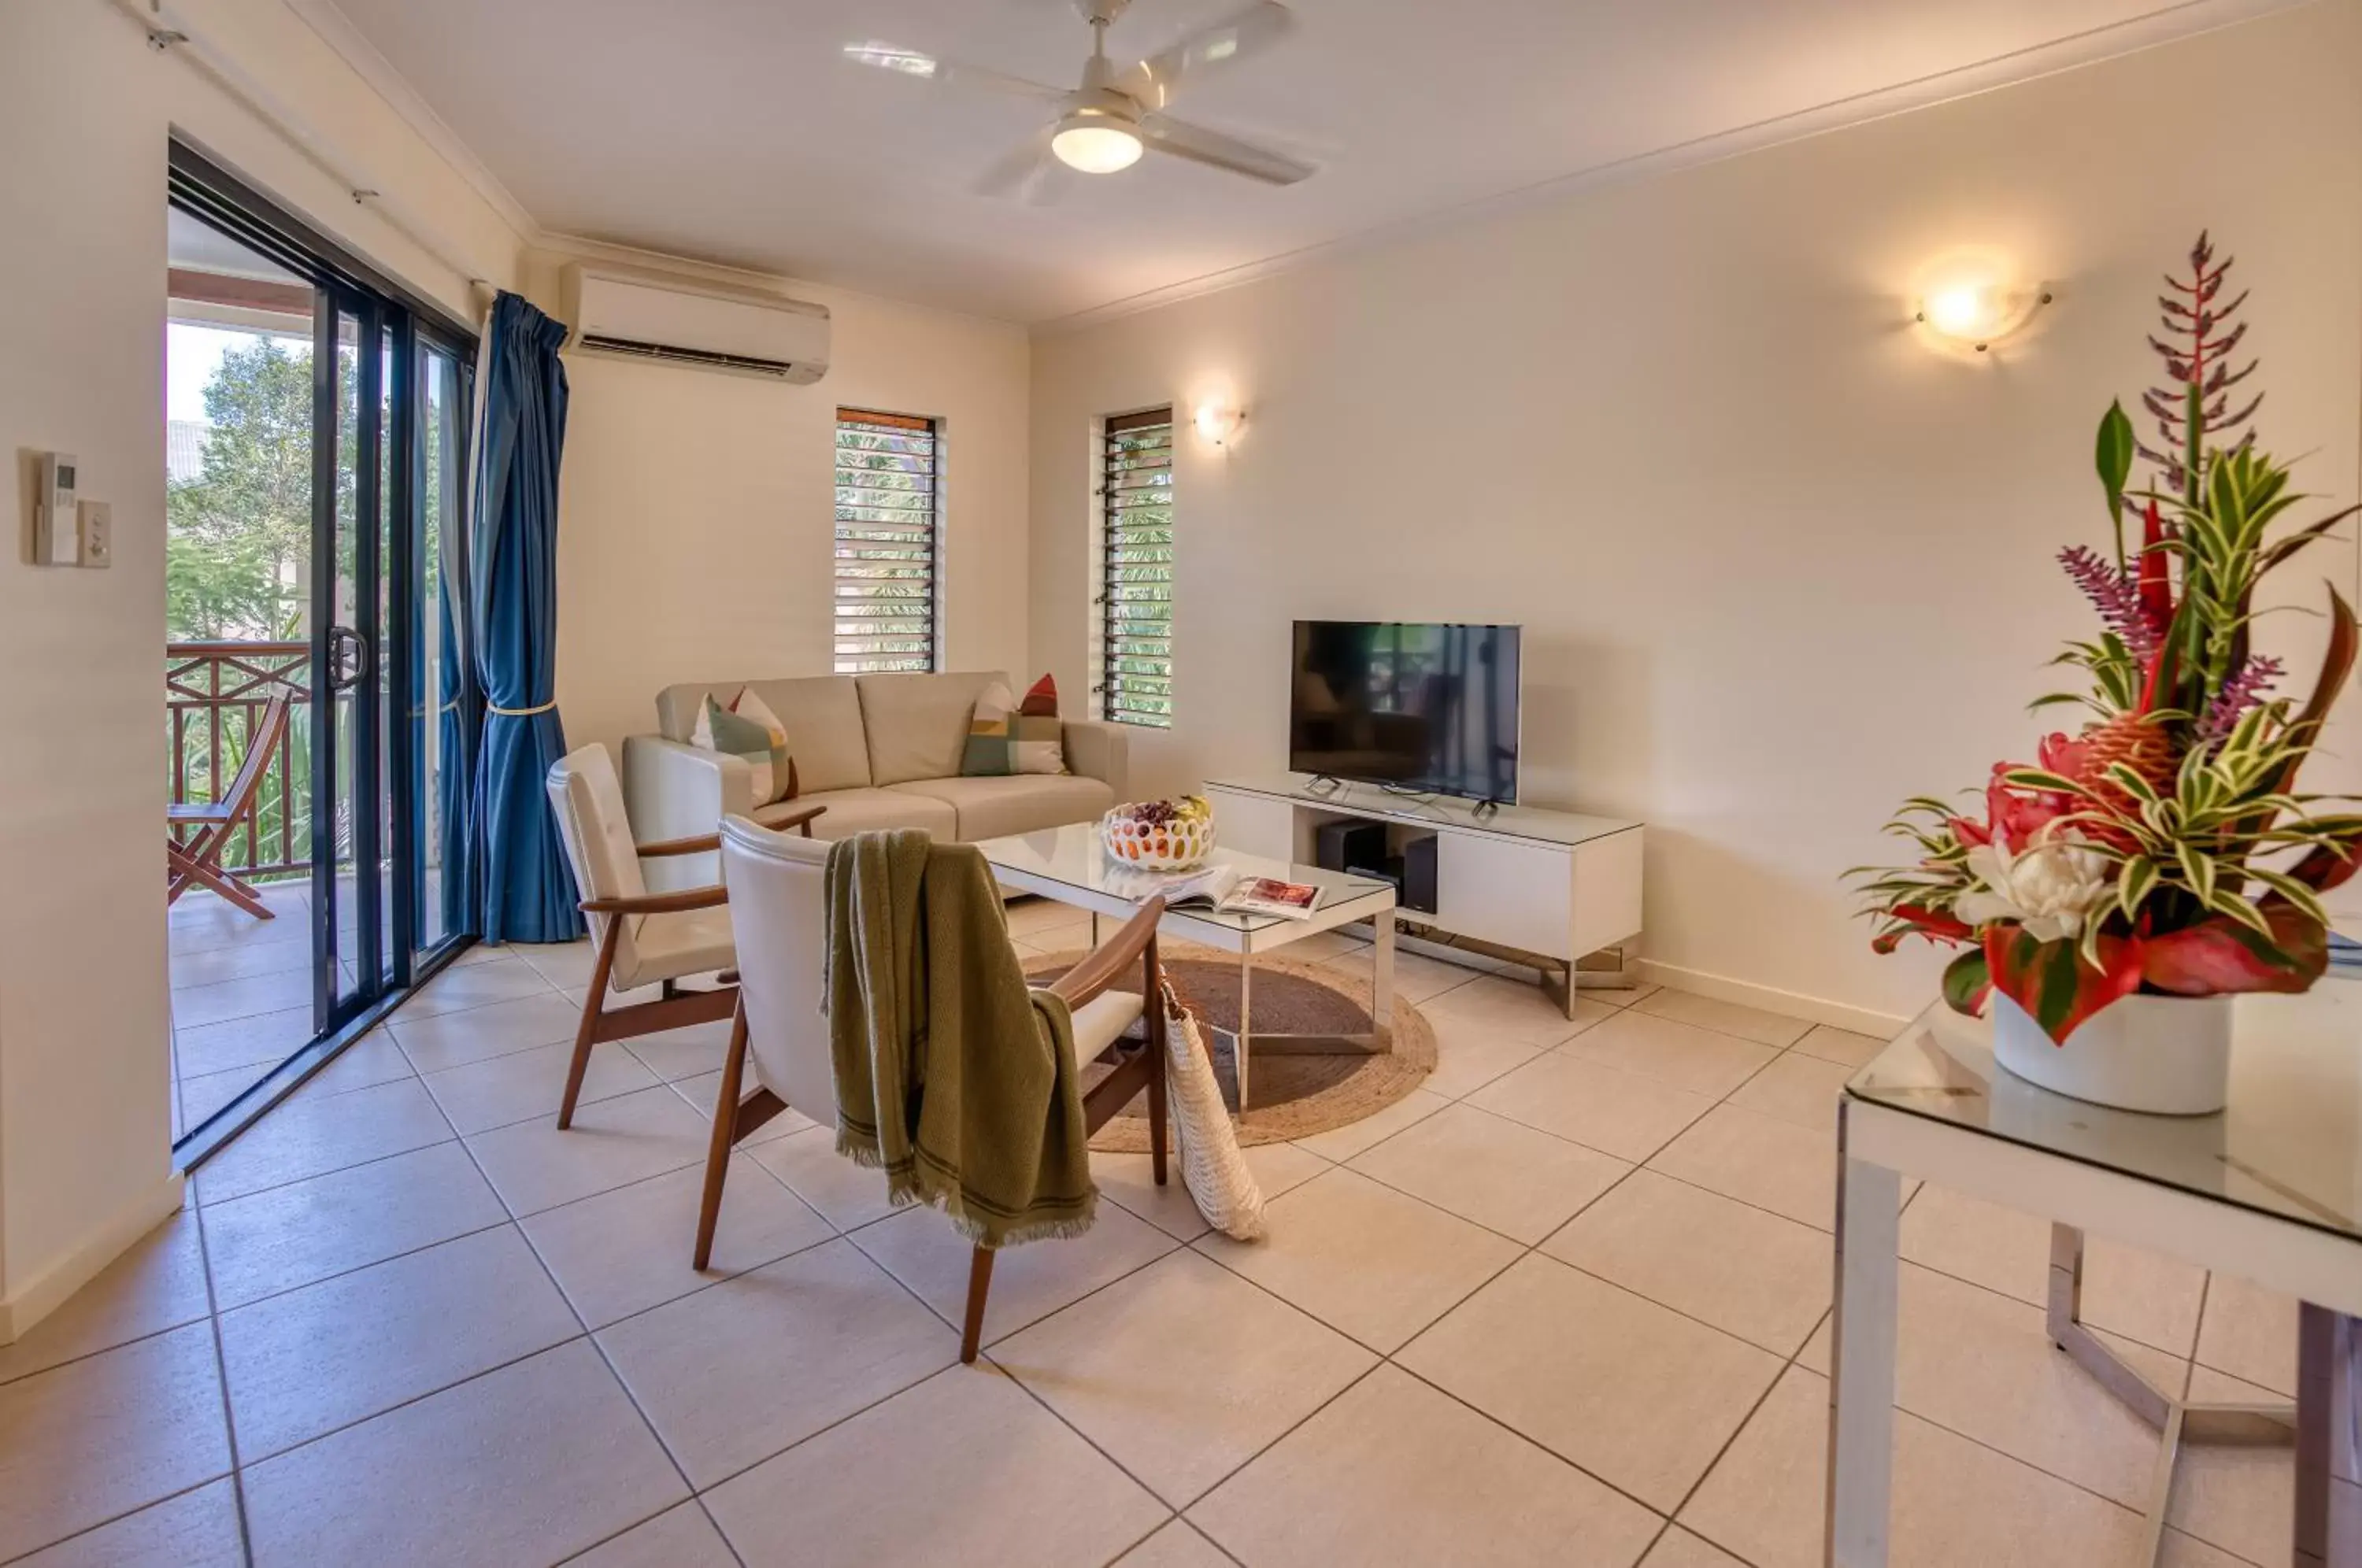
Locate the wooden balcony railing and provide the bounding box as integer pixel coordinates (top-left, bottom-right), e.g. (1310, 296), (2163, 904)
(167, 641), (313, 879)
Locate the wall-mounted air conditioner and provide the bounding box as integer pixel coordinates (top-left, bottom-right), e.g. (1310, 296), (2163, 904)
(558, 263), (830, 383)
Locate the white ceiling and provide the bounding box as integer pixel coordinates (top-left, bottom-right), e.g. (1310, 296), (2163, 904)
(317, 0), (2293, 324)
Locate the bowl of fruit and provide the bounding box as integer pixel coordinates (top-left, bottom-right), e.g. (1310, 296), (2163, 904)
(1100, 795), (1216, 871)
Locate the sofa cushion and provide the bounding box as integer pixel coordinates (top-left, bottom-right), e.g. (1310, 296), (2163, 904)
(790, 786), (957, 841)
(857, 671), (1003, 787)
(657, 678), (872, 794)
(885, 773), (1115, 842)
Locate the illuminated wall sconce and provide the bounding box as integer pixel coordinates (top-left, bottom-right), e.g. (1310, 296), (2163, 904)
(1193, 399), (1246, 446)
(1915, 278), (2053, 354)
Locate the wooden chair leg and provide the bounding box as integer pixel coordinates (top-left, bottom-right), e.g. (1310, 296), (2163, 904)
(1145, 937), (1168, 1188)
(960, 1245), (995, 1364)
(693, 1000), (752, 1271)
(556, 917), (623, 1130)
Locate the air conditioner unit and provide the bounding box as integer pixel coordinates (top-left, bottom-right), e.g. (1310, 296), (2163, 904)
(558, 263), (830, 383)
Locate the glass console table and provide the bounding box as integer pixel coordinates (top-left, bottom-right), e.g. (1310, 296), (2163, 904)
(1829, 987), (2362, 1566)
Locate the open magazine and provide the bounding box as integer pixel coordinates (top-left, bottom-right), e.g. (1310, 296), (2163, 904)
(1106, 861), (1324, 920)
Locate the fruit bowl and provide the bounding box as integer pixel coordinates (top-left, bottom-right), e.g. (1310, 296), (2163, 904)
(1100, 796), (1216, 871)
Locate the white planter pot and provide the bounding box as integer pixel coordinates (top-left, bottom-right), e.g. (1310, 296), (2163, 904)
(1990, 992), (2232, 1115)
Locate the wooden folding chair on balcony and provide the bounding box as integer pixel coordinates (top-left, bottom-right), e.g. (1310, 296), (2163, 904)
(166, 692), (294, 920)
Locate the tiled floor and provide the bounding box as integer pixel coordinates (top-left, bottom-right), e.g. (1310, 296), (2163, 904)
(16, 898), (2310, 1564)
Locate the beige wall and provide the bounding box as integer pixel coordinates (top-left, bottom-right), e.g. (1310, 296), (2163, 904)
(544, 260), (1031, 755)
(0, 0), (524, 1337)
(1029, 1), (2362, 1027)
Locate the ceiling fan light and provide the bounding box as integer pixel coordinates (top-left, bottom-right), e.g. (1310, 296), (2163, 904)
(1051, 114), (1143, 173)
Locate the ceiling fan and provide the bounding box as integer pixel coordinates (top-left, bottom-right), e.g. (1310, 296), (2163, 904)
(843, 0), (1314, 196)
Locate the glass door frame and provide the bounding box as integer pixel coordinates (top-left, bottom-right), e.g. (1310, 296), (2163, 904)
(170, 141), (481, 1167)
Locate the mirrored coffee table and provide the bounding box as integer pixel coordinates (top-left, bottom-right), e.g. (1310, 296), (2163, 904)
(974, 823), (1398, 1110)
(1829, 986), (2362, 1566)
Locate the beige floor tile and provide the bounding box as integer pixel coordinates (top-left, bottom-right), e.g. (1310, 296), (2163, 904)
(1193, 1363), (1660, 1568)
(854, 1200), (1177, 1344)
(1544, 1170), (1831, 1355)
(1093, 1148), (1212, 1241)
(1397, 1254), (1782, 1513)
(420, 1037), (657, 1135)
(390, 992), (586, 1074)
(0, 1323), (232, 1562)
(706, 1363), (1168, 1567)
(1005, 897), (1094, 940)
(289, 1033), (416, 1100)
(0, 1212), (209, 1387)
(1422, 973), (1616, 1046)
(1892, 1262), (2182, 1511)
(173, 1004), (315, 1079)
(1637, 1526), (1747, 1568)
(521, 1156), (833, 1329)
(598, 1237), (957, 1488)
(1322, 944), (1486, 1005)
(664, 1069), (815, 1143)
(1467, 1052), (1716, 1163)
(2158, 1529), (2255, 1566)
(571, 1503), (738, 1568)
(464, 1083), (713, 1217)
(1242, 1139), (1335, 1199)
(1115, 1520), (1230, 1567)
(239, 1340), (687, 1568)
(1722, 1051), (1853, 1132)
(176, 1064), (261, 1130)
(13, 1477), (243, 1568)
(2166, 1365), (2297, 1566)
(1198, 1167), (1521, 1352)
(194, 1077), (453, 1205)
(169, 931), (313, 989)
(1561, 1009), (1783, 1099)
(1897, 1184), (2207, 1357)
(1631, 987), (1813, 1048)
(1682, 1364), (2145, 1568)
(1291, 1085), (1450, 1162)
(2195, 1270), (2298, 1396)
(1583, 980), (1660, 1010)
(217, 1224), (578, 1460)
(747, 1124), (901, 1230)
(1646, 1104), (1834, 1230)
(1796, 1312), (1831, 1374)
(1419, 1010), (1547, 1100)
(171, 965), (316, 1030)
(510, 937), (598, 991)
(1348, 1101), (1630, 1244)
(621, 1015), (738, 1082)
(200, 1141), (508, 1310)
(994, 1249), (1377, 1507)
(402, 953), (559, 1018)
(1790, 1023), (1887, 1069)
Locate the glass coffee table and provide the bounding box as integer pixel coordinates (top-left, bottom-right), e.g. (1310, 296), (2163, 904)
(973, 823), (1398, 1110)
(1829, 986), (2362, 1566)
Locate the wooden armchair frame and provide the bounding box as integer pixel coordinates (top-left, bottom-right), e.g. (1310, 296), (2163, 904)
(694, 896), (1170, 1365)
(166, 692), (294, 919)
(554, 801), (825, 1129)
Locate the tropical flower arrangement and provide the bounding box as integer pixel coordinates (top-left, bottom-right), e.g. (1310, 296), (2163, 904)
(1853, 234), (2362, 1046)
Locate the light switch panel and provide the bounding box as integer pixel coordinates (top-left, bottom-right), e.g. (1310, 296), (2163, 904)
(76, 500), (111, 568)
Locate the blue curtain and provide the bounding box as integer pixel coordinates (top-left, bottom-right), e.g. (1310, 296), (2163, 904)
(468, 292), (582, 943)
(435, 497), (480, 938)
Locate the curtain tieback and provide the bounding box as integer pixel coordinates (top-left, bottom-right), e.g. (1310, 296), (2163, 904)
(487, 699), (558, 717)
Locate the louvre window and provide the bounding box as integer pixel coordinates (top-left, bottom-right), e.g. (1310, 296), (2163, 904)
(1099, 408), (1174, 727)
(835, 409), (939, 672)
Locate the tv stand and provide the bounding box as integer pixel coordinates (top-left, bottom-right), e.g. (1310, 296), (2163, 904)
(1203, 774), (1643, 1017)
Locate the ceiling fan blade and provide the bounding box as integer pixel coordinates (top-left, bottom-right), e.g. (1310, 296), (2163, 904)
(842, 42), (1068, 105)
(1116, 2), (1295, 110)
(976, 132), (1070, 206)
(1138, 113), (1314, 185)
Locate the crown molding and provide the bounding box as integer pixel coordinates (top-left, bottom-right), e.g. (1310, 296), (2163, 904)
(1035, 0), (2308, 335)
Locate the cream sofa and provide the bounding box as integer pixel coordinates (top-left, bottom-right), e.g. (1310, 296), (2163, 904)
(621, 671), (1127, 886)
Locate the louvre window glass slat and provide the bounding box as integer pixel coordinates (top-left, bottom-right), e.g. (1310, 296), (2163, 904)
(837, 409), (939, 674)
(1100, 408), (1173, 728)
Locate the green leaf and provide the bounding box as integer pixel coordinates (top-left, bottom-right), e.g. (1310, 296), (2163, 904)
(2096, 400), (2135, 562)
(2174, 839), (2218, 906)
(1942, 948), (1990, 1015)
(2116, 854), (2158, 921)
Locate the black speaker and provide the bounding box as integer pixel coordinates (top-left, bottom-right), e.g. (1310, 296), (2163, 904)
(1316, 820), (1387, 877)
(1401, 834), (1439, 915)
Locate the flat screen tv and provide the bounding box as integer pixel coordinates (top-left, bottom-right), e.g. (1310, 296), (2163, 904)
(1289, 621), (1521, 804)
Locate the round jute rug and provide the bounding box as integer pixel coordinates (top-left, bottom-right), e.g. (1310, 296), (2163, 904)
(1022, 949), (1437, 1148)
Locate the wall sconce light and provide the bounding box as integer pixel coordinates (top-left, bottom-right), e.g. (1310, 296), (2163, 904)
(1193, 400), (1246, 446)
(1915, 279), (2053, 354)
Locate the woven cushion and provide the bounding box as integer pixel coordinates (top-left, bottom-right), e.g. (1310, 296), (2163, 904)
(1013, 674), (1064, 775)
(690, 690), (794, 805)
(655, 677), (871, 793)
(961, 680), (1016, 777)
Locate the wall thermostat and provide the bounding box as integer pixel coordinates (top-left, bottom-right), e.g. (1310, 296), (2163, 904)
(36, 452), (79, 566)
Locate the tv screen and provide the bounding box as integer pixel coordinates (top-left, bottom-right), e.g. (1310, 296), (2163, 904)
(1289, 621), (1521, 804)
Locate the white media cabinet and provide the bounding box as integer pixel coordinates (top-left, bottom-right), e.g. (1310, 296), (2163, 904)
(1202, 775), (1644, 1017)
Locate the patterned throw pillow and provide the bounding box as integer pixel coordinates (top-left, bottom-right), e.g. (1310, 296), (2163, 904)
(690, 687), (795, 804)
(961, 681), (1017, 777)
(1013, 674), (1065, 775)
